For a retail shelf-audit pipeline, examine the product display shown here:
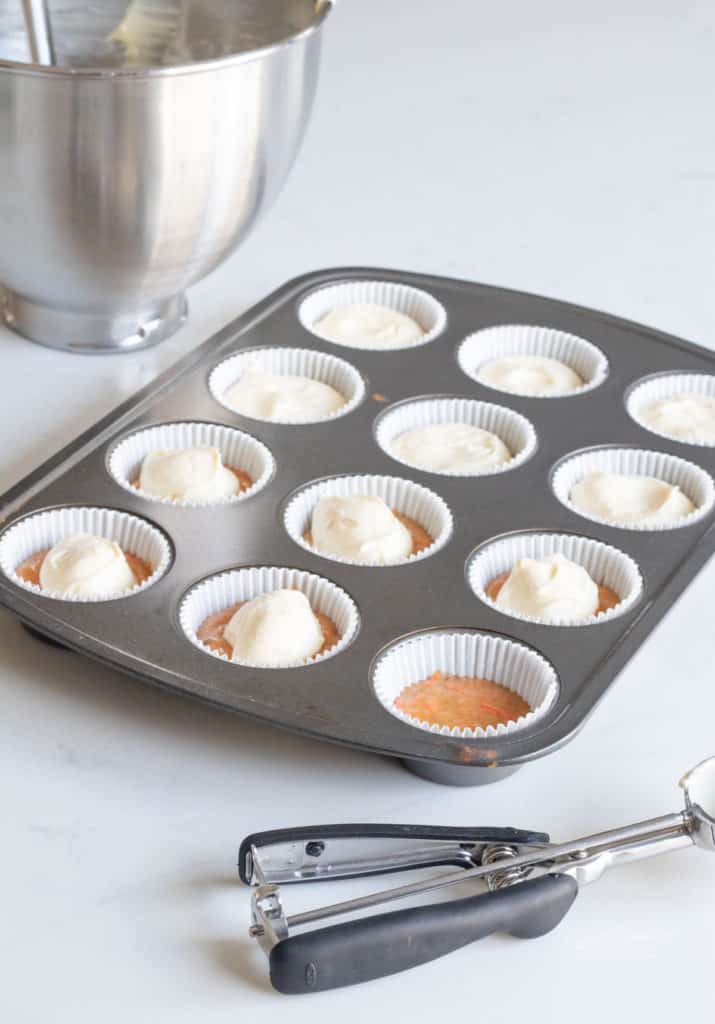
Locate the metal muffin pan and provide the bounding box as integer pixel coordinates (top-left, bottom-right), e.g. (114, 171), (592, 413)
(2, 267), (715, 786)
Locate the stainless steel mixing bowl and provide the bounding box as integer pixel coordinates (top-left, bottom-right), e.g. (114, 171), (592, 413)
(0, 1), (333, 352)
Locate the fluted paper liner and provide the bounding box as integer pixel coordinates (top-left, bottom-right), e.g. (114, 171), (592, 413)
(108, 422), (275, 506)
(0, 506), (171, 601)
(458, 324), (608, 397)
(283, 474), (453, 566)
(375, 396), (537, 476)
(179, 566), (359, 668)
(298, 280), (447, 351)
(209, 346), (365, 424)
(552, 446), (715, 531)
(626, 372), (715, 447)
(373, 629), (559, 739)
(467, 531), (643, 626)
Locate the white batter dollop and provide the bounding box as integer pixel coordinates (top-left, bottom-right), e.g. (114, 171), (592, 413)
(495, 553), (600, 623)
(311, 494), (413, 564)
(139, 446), (240, 502)
(39, 533), (138, 598)
(224, 589), (324, 667)
(313, 303), (424, 349)
(391, 422), (512, 474)
(570, 471), (695, 525)
(639, 395), (715, 445)
(477, 355), (583, 396)
(223, 368), (345, 422)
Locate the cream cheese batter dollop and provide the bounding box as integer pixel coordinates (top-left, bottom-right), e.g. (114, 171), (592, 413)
(495, 553), (599, 623)
(639, 395), (715, 445)
(139, 446), (239, 502)
(570, 471), (695, 525)
(313, 303), (424, 349)
(39, 533), (138, 598)
(311, 495), (412, 564)
(224, 589), (323, 666)
(391, 422), (512, 474)
(223, 368), (345, 422)
(477, 355), (583, 396)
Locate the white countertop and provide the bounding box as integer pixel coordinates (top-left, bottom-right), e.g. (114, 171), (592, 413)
(2, 1), (714, 1019)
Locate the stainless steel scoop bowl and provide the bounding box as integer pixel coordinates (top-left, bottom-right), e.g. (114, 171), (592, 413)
(681, 757), (715, 850)
(0, 1), (333, 352)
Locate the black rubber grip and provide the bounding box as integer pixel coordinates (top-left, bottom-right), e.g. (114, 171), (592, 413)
(268, 873), (578, 994)
(238, 823), (550, 884)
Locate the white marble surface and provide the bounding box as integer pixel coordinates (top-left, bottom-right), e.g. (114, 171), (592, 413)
(2, 1), (715, 1019)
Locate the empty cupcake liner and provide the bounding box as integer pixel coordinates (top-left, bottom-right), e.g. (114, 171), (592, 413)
(374, 396), (537, 476)
(209, 346), (366, 425)
(372, 629), (559, 739)
(179, 565), (359, 669)
(107, 422), (275, 507)
(457, 324), (608, 397)
(298, 280), (447, 351)
(283, 474), (453, 567)
(467, 531), (643, 626)
(0, 506), (172, 602)
(626, 372), (715, 447)
(552, 447), (715, 531)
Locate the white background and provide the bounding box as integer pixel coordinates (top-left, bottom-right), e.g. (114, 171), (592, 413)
(2, 1), (714, 1020)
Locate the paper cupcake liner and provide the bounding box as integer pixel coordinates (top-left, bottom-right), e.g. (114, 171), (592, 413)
(552, 447), (715, 531)
(0, 506), (172, 602)
(208, 346), (366, 425)
(298, 280), (447, 351)
(372, 629), (559, 739)
(107, 422), (275, 507)
(283, 474), (453, 567)
(457, 324), (608, 397)
(179, 565), (359, 669)
(374, 396), (537, 476)
(467, 531), (643, 626)
(626, 372), (715, 447)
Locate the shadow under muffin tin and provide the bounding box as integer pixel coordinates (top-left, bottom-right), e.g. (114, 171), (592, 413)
(1, 267), (715, 786)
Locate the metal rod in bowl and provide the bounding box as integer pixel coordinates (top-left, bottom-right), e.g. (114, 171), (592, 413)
(21, 0), (55, 66)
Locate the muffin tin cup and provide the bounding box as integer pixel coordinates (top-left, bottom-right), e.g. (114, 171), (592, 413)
(209, 346), (366, 425)
(457, 324), (608, 397)
(467, 531), (643, 626)
(552, 447), (715, 531)
(283, 474), (453, 567)
(374, 396), (537, 476)
(372, 629), (559, 739)
(626, 372), (715, 447)
(107, 422), (275, 507)
(298, 279), (447, 351)
(179, 565), (360, 669)
(0, 506), (171, 601)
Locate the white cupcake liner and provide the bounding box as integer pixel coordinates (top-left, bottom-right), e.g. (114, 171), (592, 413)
(179, 565), (359, 669)
(626, 372), (715, 447)
(0, 506), (172, 602)
(374, 396), (537, 477)
(107, 422), (275, 507)
(283, 474), (453, 567)
(552, 447), (715, 531)
(372, 629), (559, 739)
(457, 324), (608, 397)
(467, 531), (643, 626)
(208, 346), (365, 425)
(298, 280), (447, 351)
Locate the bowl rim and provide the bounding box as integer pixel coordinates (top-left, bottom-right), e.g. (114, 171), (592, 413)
(0, 0), (332, 79)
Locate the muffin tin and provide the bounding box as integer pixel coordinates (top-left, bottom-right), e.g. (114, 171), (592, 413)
(2, 267), (715, 785)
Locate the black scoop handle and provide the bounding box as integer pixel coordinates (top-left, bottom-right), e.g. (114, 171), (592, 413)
(269, 873), (578, 994)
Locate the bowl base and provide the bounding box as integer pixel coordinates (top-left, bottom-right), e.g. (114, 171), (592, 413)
(0, 289), (188, 354)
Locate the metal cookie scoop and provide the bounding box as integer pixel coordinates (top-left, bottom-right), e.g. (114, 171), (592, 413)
(240, 757), (715, 994)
